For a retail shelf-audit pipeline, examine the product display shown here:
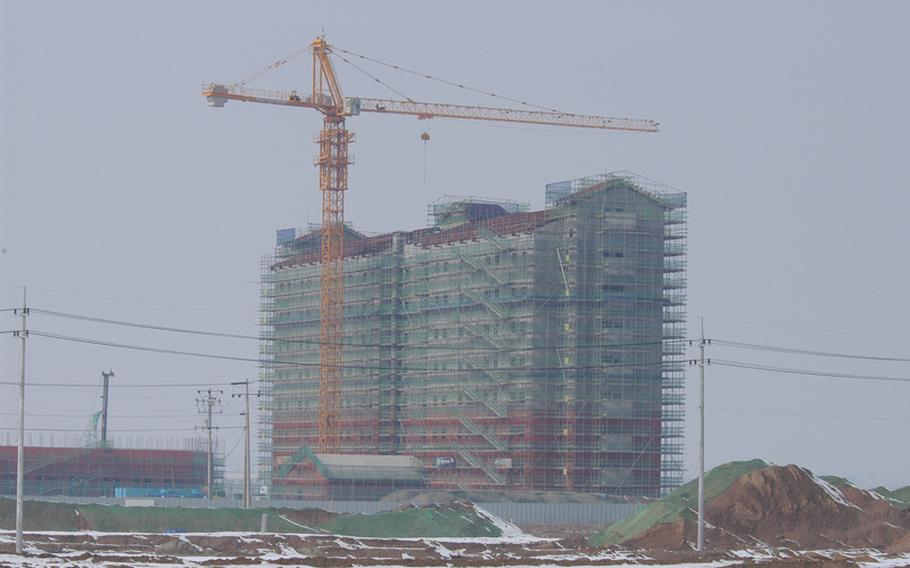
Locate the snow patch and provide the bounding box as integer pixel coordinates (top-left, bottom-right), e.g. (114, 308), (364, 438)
(863, 489), (891, 502)
(858, 552), (910, 568)
(333, 537), (358, 550)
(803, 467), (864, 511)
(429, 541), (454, 559)
(471, 505), (537, 542)
(277, 513), (325, 534)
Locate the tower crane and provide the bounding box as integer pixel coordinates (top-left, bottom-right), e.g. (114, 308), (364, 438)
(203, 36), (658, 453)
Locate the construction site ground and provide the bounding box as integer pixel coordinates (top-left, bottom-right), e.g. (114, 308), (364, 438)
(1, 530), (909, 567)
(1, 461), (909, 566)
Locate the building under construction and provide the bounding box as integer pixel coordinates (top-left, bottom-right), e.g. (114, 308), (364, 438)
(260, 171), (687, 500)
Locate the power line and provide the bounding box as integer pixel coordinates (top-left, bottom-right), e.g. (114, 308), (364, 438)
(29, 307), (669, 352)
(0, 426), (242, 433)
(711, 359), (910, 384)
(0, 412), (245, 419)
(711, 339), (910, 362)
(705, 315), (910, 340)
(31, 308), (258, 341)
(21, 287), (256, 316)
(28, 330), (671, 374)
(0, 380), (245, 388)
(706, 406), (910, 423)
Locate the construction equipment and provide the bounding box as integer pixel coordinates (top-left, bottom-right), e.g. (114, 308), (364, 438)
(203, 36), (658, 452)
(81, 411), (102, 448)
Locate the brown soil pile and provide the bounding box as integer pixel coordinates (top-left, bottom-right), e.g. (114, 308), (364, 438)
(623, 518), (690, 550)
(888, 532), (910, 554)
(627, 464), (910, 551)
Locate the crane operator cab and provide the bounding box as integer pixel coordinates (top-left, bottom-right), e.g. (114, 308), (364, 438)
(343, 97), (361, 116)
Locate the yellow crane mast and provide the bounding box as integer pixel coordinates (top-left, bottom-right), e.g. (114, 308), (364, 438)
(203, 36), (658, 452)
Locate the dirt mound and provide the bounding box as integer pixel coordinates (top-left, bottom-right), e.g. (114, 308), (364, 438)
(889, 532), (910, 554)
(607, 463), (910, 551)
(385, 490), (462, 507)
(382, 488), (639, 504)
(623, 518), (690, 550)
(872, 485), (910, 510)
(707, 465), (909, 548)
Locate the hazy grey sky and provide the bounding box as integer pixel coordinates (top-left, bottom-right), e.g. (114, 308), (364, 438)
(2, 1), (908, 487)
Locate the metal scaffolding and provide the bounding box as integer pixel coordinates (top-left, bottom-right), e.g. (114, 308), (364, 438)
(260, 171), (687, 500)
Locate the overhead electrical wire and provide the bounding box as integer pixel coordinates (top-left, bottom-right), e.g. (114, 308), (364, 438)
(0, 412), (245, 419)
(711, 359), (910, 384)
(0, 379), (240, 389)
(27, 308), (671, 353)
(710, 339), (910, 362)
(0, 426), (242, 433)
(20, 287), (256, 316)
(705, 406), (910, 423)
(27, 329), (668, 374)
(705, 315), (910, 340)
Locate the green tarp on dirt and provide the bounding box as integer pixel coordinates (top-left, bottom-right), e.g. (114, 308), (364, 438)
(0, 498), (503, 537)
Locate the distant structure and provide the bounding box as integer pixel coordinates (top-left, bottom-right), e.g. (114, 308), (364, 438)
(0, 438), (210, 498)
(260, 171), (687, 500)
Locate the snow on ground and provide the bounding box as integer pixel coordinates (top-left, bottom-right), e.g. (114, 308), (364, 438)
(801, 466), (864, 511)
(472, 504), (540, 542)
(0, 550), (907, 567)
(859, 554), (910, 568)
(2, 529), (909, 567)
(0, 560), (742, 568)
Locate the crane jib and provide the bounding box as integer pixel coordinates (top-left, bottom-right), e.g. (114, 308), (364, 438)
(202, 84), (658, 132)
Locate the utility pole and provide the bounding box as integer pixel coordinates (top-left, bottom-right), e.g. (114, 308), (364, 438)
(14, 287), (28, 555)
(196, 389), (222, 499)
(694, 317), (711, 554)
(100, 370), (115, 447)
(231, 380), (258, 509)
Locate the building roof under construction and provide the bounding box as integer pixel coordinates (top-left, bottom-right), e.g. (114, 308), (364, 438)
(272, 171), (685, 271)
